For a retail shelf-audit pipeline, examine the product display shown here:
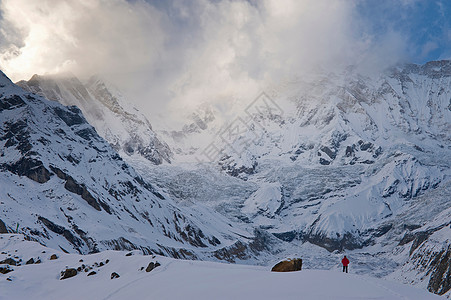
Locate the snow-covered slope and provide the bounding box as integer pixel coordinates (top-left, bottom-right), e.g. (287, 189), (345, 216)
(141, 61), (451, 296)
(148, 61), (450, 247)
(0, 234), (443, 300)
(0, 70), (258, 260)
(16, 73), (172, 165)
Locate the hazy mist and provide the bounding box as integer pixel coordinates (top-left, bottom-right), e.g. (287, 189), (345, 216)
(0, 0), (417, 126)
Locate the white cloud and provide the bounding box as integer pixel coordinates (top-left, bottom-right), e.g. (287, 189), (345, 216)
(420, 41), (439, 59)
(0, 0), (165, 81)
(0, 0), (409, 123)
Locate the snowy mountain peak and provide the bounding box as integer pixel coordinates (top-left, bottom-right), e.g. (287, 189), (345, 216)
(0, 72), (259, 260)
(0, 70), (14, 86)
(17, 73), (173, 165)
(398, 60), (451, 78)
(137, 61), (450, 296)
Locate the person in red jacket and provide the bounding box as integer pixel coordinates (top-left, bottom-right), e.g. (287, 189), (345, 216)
(342, 255), (349, 273)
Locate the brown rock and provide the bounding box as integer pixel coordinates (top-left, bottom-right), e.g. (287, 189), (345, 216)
(50, 254), (58, 260)
(145, 261), (161, 272)
(0, 258), (17, 266)
(26, 258), (34, 265)
(271, 258), (303, 272)
(0, 265), (13, 274)
(60, 268), (77, 280)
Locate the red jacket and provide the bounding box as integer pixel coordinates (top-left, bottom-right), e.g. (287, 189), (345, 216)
(342, 257), (349, 266)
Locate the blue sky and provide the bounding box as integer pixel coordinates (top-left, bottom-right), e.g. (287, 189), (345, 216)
(356, 0), (451, 63)
(141, 0), (451, 65)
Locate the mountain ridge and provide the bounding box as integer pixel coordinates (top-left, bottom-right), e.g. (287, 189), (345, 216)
(16, 73), (173, 165)
(0, 73), (268, 262)
(1, 59), (450, 296)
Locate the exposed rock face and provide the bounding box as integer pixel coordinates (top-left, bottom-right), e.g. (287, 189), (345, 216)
(427, 245), (451, 295)
(0, 219), (7, 233)
(389, 220), (451, 297)
(49, 166), (102, 211)
(271, 258), (303, 272)
(110, 272), (120, 279)
(17, 74), (173, 165)
(1, 70), (252, 261)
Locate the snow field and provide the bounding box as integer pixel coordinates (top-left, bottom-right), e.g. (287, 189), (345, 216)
(0, 235), (442, 300)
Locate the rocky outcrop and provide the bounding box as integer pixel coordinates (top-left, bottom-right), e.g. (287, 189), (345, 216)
(0, 95), (26, 111)
(213, 229), (278, 262)
(25, 258), (35, 265)
(0, 219), (8, 233)
(5, 158), (52, 184)
(427, 245), (451, 295)
(38, 217), (85, 251)
(0, 265), (13, 274)
(17, 74), (173, 165)
(213, 241), (251, 263)
(145, 261), (160, 272)
(49, 166), (102, 211)
(0, 258), (18, 266)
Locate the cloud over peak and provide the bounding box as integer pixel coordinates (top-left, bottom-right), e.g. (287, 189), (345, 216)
(1, 0), (446, 119)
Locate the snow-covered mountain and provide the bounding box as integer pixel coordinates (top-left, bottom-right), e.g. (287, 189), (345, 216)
(16, 73), (172, 165)
(153, 61), (450, 244)
(1, 60), (450, 297)
(145, 60), (450, 296)
(0, 70), (270, 261)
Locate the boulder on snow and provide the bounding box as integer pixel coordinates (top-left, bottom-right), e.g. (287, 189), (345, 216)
(111, 272), (120, 279)
(0, 258), (18, 266)
(271, 258), (302, 272)
(145, 261), (161, 272)
(50, 254), (58, 260)
(0, 265), (13, 274)
(26, 258), (35, 265)
(60, 268), (77, 280)
(0, 219), (8, 233)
